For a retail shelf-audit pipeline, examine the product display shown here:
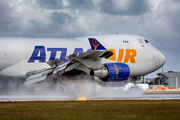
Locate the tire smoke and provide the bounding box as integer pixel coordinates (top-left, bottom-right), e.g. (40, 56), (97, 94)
(0, 76), (143, 99)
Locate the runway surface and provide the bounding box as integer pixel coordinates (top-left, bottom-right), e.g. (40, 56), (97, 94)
(0, 79), (180, 101)
(0, 92), (180, 101)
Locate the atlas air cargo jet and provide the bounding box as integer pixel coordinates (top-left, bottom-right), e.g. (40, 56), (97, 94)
(0, 34), (166, 87)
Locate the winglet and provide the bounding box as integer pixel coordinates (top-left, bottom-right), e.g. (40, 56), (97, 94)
(88, 38), (106, 50)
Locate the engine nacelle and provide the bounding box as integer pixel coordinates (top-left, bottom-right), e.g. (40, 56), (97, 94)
(91, 63), (130, 82)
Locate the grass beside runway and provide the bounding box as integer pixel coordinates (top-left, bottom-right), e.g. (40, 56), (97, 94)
(0, 100), (180, 119)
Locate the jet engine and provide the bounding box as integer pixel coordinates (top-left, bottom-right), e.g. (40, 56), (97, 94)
(90, 63), (130, 82)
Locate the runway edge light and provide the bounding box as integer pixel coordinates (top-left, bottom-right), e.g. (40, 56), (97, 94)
(78, 97), (86, 101)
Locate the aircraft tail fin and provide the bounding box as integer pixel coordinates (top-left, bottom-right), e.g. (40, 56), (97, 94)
(88, 38), (106, 50)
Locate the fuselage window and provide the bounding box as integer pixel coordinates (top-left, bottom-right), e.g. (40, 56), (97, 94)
(145, 40), (149, 43)
(123, 40), (129, 43)
(139, 39), (144, 47)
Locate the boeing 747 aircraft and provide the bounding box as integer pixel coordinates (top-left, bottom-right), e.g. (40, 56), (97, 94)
(0, 34), (166, 86)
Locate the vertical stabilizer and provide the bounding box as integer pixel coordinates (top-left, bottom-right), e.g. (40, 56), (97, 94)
(88, 38), (106, 50)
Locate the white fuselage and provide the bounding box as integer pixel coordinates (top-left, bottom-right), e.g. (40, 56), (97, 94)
(0, 34), (166, 78)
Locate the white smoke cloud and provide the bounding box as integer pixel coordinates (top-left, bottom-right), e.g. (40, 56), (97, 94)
(0, 76), (143, 100)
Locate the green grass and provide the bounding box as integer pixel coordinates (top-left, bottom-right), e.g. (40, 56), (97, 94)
(0, 100), (180, 120)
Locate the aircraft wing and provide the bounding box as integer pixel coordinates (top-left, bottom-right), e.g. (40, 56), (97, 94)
(23, 38), (113, 85)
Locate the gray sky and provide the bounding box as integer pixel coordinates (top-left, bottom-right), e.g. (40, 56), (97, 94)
(0, 0), (180, 77)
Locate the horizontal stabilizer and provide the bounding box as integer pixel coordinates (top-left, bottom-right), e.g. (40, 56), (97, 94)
(88, 38), (106, 50)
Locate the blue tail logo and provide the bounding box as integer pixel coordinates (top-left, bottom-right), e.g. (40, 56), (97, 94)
(88, 38), (106, 50)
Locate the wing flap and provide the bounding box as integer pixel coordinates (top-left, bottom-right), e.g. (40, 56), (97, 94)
(24, 62), (68, 85)
(65, 62), (81, 72)
(24, 76), (46, 85)
(66, 54), (77, 61)
(24, 68), (51, 85)
(46, 58), (63, 67)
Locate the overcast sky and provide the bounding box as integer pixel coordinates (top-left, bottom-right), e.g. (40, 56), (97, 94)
(0, 0), (180, 77)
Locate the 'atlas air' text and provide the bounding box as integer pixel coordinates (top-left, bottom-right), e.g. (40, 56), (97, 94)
(28, 46), (137, 63)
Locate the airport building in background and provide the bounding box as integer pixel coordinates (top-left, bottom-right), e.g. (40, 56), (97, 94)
(133, 71), (180, 89)
(147, 71), (180, 89)
(163, 71), (180, 88)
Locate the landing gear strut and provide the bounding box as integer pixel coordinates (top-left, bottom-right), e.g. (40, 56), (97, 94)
(132, 77), (138, 85)
(130, 77), (140, 89)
